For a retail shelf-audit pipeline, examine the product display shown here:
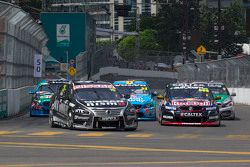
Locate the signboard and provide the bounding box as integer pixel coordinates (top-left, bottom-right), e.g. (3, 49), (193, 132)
(196, 45), (207, 55)
(40, 13), (87, 63)
(56, 24), (70, 47)
(60, 63), (68, 72)
(68, 66), (76, 76)
(34, 54), (42, 77)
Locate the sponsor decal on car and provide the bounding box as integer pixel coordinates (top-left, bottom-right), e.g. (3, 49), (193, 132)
(85, 100), (126, 107)
(73, 84), (115, 90)
(180, 112), (203, 117)
(172, 101), (211, 106)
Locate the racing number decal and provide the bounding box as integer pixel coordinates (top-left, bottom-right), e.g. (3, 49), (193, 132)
(36, 59), (41, 72)
(126, 81), (133, 85)
(198, 88), (209, 93)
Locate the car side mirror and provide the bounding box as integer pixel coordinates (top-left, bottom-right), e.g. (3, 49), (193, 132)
(28, 90), (35, 94)
(157, 95), (164, 100)
(231, 92), (236, 96)
(152, 91), (158, 96)
(214, 96), (221, 100)
(124, 94), (130, 99)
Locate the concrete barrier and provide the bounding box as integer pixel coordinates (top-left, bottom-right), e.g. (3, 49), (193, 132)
(91, 67), (178, 80)
(0, 86), (33, 119)
(228, 88), (250, 105)
(0, 89), (8, 118)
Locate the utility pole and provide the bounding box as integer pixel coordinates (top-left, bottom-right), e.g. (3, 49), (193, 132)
(218, 0), (221, 56)
(136, 5), (140, 58)
(182, 0), (189, 63)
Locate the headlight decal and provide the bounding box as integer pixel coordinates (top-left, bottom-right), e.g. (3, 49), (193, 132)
(74, 109), (90, 115)
(206, 106), (217, 111)
(165, 106), (177, 110)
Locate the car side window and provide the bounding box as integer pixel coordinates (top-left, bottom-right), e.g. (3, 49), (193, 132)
(64, 85), (71, 100)
(59, 84), (68, 98)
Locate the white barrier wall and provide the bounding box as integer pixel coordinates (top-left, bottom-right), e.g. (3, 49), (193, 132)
(228, 88), (250, 105)
(91, 67), (178, 80)
(7, 86), (33, 116)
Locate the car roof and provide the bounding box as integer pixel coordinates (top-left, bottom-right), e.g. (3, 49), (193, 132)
(168, 82), (208, 88)
(208, 81), (224, 85)
(73, 80), (112, 85)
(113, 80), (148, 85)
(48, 79), (70, 84)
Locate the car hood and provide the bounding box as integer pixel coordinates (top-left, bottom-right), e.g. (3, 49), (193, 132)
(171, 98), (211, 106)
(128, 94), (152, 105)
(213, 94), (230, 103)
(79, 100), (127, 108)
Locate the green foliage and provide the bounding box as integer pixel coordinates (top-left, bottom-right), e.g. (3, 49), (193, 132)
(117, 36), (136, 60)
(117, 29), (162, 60)
(199, 0), (247, 52)
(140, 29), (162, 50)
(96, 40), (112, 46)
(126, 0), (246, 53)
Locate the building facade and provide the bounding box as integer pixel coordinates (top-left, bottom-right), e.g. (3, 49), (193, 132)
(43, 0), (157, 39)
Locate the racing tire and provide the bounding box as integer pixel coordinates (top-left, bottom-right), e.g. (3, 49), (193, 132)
(214, 120), (221, 127)
(158, 114), (163, 125)
(124, 121), (138, 131)
(49, 114), (57, 128)
(67, 111), (74, 130)
(125, 127), (137, 131)
(227, 112), (236, 120)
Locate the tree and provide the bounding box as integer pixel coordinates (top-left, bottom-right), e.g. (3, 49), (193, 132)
(117, 29), (162, 60)
(199, 0), (247, 55)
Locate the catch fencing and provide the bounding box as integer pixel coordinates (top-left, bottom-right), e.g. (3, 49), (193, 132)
(0, 2), (48, 119)
(0, 1), (48, 89)
(75, 45), (180, 80)
(176, 55), (250, 88)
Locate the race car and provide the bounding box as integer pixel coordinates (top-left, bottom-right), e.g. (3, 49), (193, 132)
(29, 79), (69, 117)
(157, 83), (221, 126)
(207, 82), (236, 120)
(113, 80), (157, 121)
(49, 81), (138, 130)
(29, 80), (53, 116)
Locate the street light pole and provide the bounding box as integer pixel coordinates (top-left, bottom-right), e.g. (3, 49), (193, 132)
(136, 6), (140, 58)
(218, 0), (221, 56)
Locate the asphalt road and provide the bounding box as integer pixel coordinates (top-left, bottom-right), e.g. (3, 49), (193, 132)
(0, 105), (250, 167)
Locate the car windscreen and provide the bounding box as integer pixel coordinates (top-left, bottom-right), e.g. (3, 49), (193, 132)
(115, 86), (150, 95)
(75, 88), (122, 101)
(38, 85), (53, 93)
(208, 86), (229, 95)
(169, 88), (212, 99)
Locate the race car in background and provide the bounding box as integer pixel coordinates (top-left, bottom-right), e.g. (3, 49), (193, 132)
(207, 82), (236, 120)
(113, 80), (157, 121)
(157, 83), (221, 126)
(49, 81), (138, 130)
(29, 79), (68, 117)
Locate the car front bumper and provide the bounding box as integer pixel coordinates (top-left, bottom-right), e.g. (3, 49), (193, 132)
(30, 108), (49, 116)
(219, 105), (235, 118)
(136, 107), (156, 121)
